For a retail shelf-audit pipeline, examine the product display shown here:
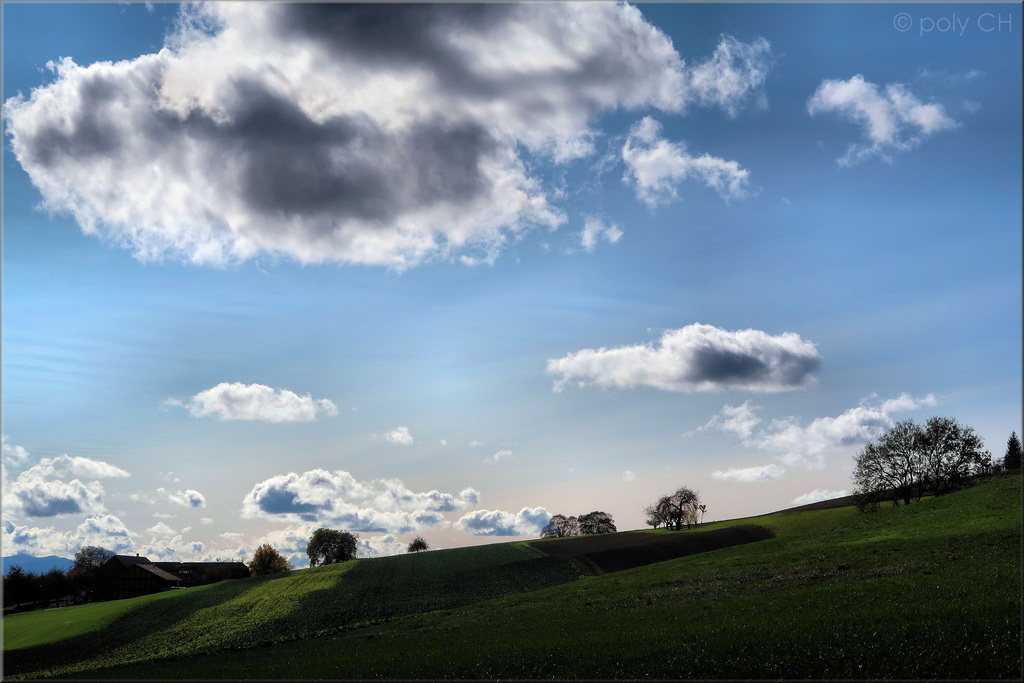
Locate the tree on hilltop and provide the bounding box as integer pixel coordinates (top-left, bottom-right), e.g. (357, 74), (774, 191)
(1005, 431), (1022, 470)
(249, 544), (291, 576)
(853, 417), (990, 511)
(307, 528), (358, 566)
(540, 514), (579, 538)
(407, 536), (429, 553)
(655, 487), (702, 530)
(578, 511), (617, 535)
(643, 503), (664, 529)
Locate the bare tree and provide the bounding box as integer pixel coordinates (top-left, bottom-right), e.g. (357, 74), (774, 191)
(656, 487), (701, 530)
(643, 503), (664, 529)
(853, 417), (990, 511)
(540, 514), (579, 538)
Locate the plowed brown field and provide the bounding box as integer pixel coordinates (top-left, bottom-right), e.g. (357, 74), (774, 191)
(527, 524), (775, 575)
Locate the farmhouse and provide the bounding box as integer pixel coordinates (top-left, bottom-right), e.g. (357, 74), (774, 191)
(100, 555), (249, 600)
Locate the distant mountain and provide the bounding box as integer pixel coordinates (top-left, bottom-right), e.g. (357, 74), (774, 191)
(2, 554), (75, 575)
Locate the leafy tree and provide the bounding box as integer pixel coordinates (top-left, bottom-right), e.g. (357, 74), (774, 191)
(578, 511), (617, 535)
(407, 536), (429, 553)
(540, 514), (579, 538)
(1005, 431), (1022, 470)
(39, 568), (71, 607)
(306, 528), (359, 567)
(249, 544), (291, 576)
(3, 565), (37, 607)
(918, 417), (990, 496)
(74, 545), (114, 573)
(73, 545), (114, 593)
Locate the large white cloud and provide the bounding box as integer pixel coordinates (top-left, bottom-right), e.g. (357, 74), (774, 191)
(701, 392), (938, 473)
(241, 468), (480, 534)
(807, 75), (957, 166)
(3, 514), (137, 557)
(454, 506), (550, 537)
(547, 323), (820, 393)
(622, 117), (752, 206)
(3, 455), (130, 518)
(4, 3), (771, 269)
(169, 382), (338, 422)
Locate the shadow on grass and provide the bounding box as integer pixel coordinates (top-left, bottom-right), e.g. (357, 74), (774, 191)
(3, 576), (277, 677)
(529, 524), (776, 574)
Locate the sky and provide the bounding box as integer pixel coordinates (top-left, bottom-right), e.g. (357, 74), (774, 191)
(2, 2), (1021, 569)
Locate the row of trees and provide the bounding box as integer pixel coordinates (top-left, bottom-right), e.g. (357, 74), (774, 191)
(852, 417), (994, 511)
(540, 511), (617, 537)
(249, 528), (431, 576)
(644, 487), (706, 530)
(3, 545), (115, 609)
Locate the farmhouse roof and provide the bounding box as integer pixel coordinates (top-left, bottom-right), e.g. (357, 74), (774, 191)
(108, 554), (153, 568)
(133, 563), (181, 582)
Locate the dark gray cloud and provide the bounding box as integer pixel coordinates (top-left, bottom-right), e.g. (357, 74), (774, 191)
(4, 3), (772, 268)
(547, 323), (821, 393)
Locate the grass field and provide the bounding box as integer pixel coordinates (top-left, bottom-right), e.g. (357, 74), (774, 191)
(3, 475), (1020, 679)
(528, 523), (775, 574)
(2, 541), (579, 678)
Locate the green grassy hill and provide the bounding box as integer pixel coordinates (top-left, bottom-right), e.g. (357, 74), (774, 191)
(3, 475), (1021, 679)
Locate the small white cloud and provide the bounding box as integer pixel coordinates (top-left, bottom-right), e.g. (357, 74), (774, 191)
(622, 117), (752, 206)
(685, 35), (773, 117)
(807, 75), (957, 165)
(440, 439), (448, 447)
(696, 401), (762, 439)
(792, 489), (850, 506)
(377, 426), (414, 446)
(711, 463), (785, 482)
(483, 449), (513, 465)
(579, 217), (623, 253)
(170, 382), (338, 423)
(2, 435), (30, 466)
(879, 392), (937, 413)
(469, 440), (484, 448)
(161, 488), (207, 508)
(622, 470), (636, 481)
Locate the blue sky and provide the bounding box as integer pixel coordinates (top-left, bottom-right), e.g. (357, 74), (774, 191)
(2, 2), (1020, 567)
